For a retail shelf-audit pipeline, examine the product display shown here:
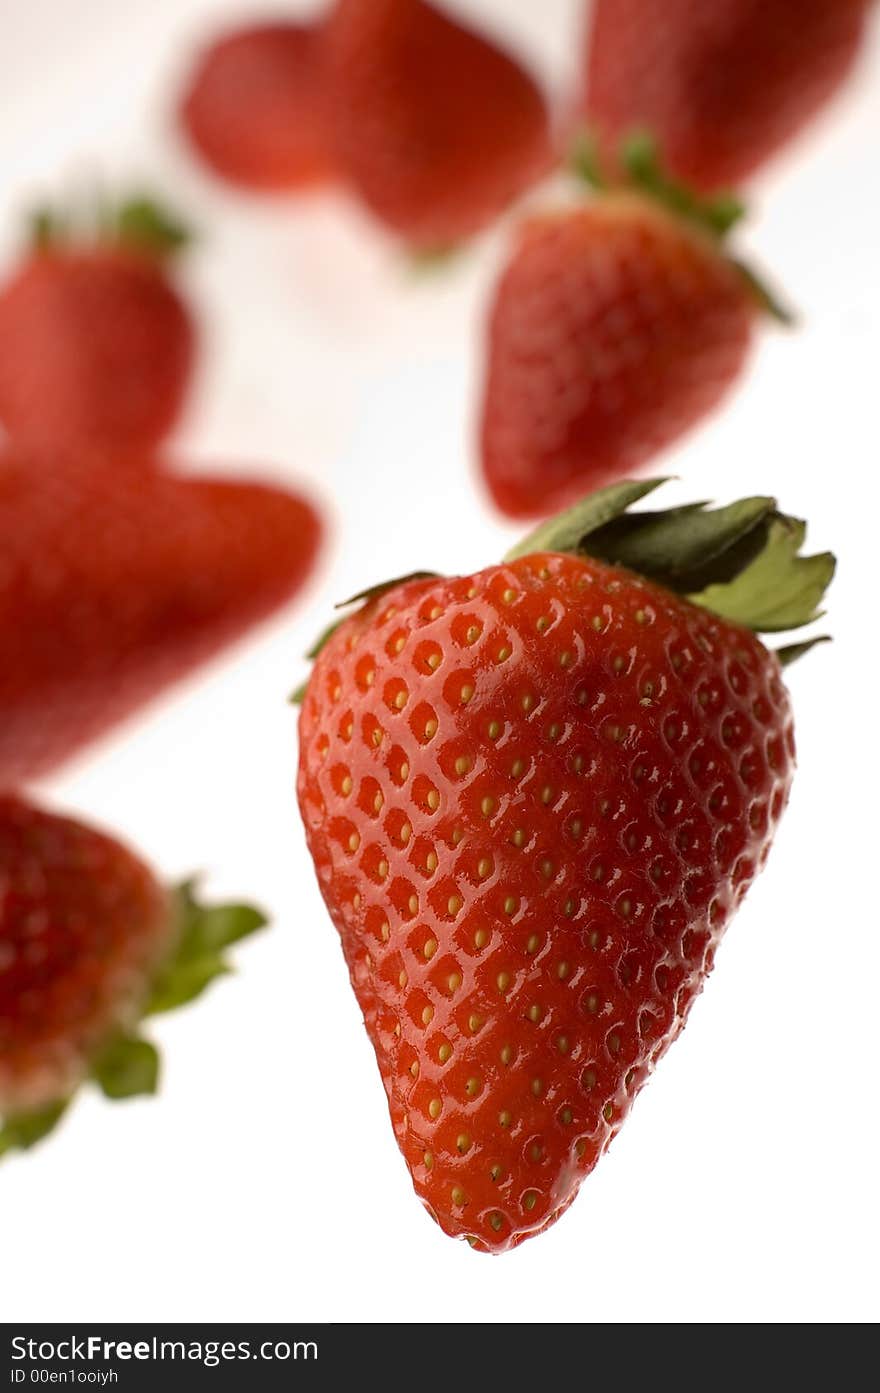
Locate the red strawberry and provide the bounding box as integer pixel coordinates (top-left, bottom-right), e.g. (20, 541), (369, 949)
(180, 22), (335, 191)
(581, 0), (872, 191)
(297, 480), (834, 1251)
(0, 197), (195, 456)
(0, 446), (321, 787)
(0, 792), (266, 1158)
(322, 0), (554, 247)
(480, 159), (788, 519)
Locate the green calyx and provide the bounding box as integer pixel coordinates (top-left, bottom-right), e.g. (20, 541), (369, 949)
(0, 1101), (69, 1161)
(572, 130), (745, 239)
(506, 478), (835, 662)
(29, 193), (191, 258)
(0, 882), (266, 1163)
(291, 485), (833, 712)
(570, 130), (793, 326)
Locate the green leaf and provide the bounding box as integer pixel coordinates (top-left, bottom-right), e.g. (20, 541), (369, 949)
(508, 479), (835, 640)
(335, 571), (440, 610)
(306, 617), (346, 661)
(689, 517), (836, 632)
(183, 903), (267, 955)
(147, 953), (231, 1016)
(91, 1036), (159, 1100)
(505, 479), (669, 561)
(730, 257), (796, 327)
(289, 617), (348, 705)
(115, 196), (191, 257)
(0, 1100), (69, 1161)
(145, 881), (267, 1017)
(585, 496), (776, 590)
(776, 636), (831, 668)
(620, 130), (747, 238)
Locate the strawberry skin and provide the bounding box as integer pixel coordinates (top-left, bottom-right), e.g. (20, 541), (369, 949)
(0, 447), (321, 787)
(0, 247), (194, 455)
(322, 0), (553, 246)
(180, 22), (334, 191)
(480, 198), (756, 519)
(298, 551), (795, 1251)
(0, 795), (171, 1113)
(582, 0), (871, 191)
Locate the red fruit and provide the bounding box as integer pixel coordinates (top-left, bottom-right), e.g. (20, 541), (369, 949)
(0, 447), (321, 787)
(0, 795), (170, 1115)
(297, 481), (834, 1251)
(480, 195), (761, 520)
(323, 0), (553, 246)
(0, 199), (195, 455)
(180, 22), (335, 191)
(582, 0), (872, 191)
(0, 793), (266, 1157)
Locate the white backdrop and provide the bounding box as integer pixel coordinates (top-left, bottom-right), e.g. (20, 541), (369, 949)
(1, 0), (877, 1324)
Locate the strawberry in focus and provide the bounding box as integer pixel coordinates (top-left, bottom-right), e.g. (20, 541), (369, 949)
(322, 0), (554, 248)
(479, 140), (789, 519)
(0, 446), (322, 787)
(296, 481), (834, 1251)
(0, 196), (195, 455)
(0, 793), (266, 1158)
(581, 0), (872, 191)
(180, 22), (335, 191)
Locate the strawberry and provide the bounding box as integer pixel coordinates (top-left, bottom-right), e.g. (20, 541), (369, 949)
(0, 446), (321, 787)
(479, 145), (789, 519)
(180, 22), (335, 191)
(322, 0), (554, 247)
(581, 0), (872, 192)
(0, 792), (266, 1158)
(0, 196), (195, 456)
(296, 480), (834, 1251)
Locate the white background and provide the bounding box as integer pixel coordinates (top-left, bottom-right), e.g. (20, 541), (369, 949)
(1, 0), (878, 1324)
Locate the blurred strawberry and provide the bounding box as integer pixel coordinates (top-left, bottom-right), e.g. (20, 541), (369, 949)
(581, 0), (872, 191)
(322, 0), (554, 247)
(0, 446), (322, 787)
(0, 792), (266, 1158)
(480, 138), (790, 519)
(180, 21), (335, 191)
(0, 196), (195, 456)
